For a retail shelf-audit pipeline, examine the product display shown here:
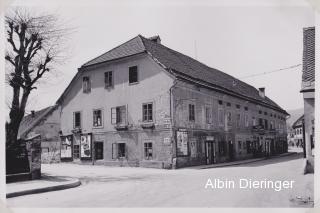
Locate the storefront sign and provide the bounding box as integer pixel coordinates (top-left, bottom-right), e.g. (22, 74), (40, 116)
(80, 134), (92, 158)
(177, 131), (188, 156)
(61, 135), (73, 158)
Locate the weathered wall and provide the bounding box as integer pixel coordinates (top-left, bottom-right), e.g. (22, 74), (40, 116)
(60, 54), (175, 167)
(171, 80), (288, 167)
(60, 54), (174, 135)
(26, 107), (61, 163)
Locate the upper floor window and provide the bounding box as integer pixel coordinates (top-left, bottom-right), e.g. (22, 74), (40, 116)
(218, 108), (224, 126)
(129, 66), (138, 84)
(226, 111), (232, 126)
(218, 100), (223, 105)
(205, 106), (212, 124)
(188, 104), (195, 121)
(264, 119), (268, 130)
(259, 118), (264, 127)
(252, 116), (256, 126)
(226, 102), (231, 107)
(244, 113), (249, 127)
(111, 106), (126, 125)
(93, 109), (103, 127)
(74, 111), (81, 128)
(270, 121), (274, 130)
(236, 104), (240, 109)
(236, 113), (241, 127)
(83, 76), (91, 93)
(105, 71), (113, 88)
(142, 103), (153, 122)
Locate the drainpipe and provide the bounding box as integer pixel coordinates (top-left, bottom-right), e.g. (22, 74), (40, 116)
(169, 78), (178, 169)
(302, 119), (306, 158)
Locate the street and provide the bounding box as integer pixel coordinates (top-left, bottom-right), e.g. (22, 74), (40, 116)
(7, 153), (313, 207)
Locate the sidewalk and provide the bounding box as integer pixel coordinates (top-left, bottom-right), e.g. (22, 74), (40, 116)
(188, 152), (297, 169)
(6, 175), (81, 198)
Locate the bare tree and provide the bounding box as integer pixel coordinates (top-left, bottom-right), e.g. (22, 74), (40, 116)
(5, 8), (70, 148)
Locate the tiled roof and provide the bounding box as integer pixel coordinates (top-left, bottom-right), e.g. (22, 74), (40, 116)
(292, 114), (304, 128)
(18, 106), (56, 138)
(80, 35), (287, 114)
(301, 27), (315, 90)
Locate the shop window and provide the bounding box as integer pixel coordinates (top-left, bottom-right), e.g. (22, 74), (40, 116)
(73, 111), (81, 128)
(83, 76), (91, 93)
(188, 104), (195, 121)
(104, 71), (113, 88)
(129, 66), (138, 84)
(144, 142), (153, 160)
(142, 103), (153, 122)
(112, 143), (126, 159)
(93, 109), (103, 127)
(111, 106), (126, 125)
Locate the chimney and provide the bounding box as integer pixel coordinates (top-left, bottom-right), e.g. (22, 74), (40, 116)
(31, 110), (35, 117)
(258, 87), (265, 98)
(148, 35), (161, 44)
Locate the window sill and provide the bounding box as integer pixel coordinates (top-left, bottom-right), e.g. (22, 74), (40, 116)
(129, 82), (139, 86)
(92, 126), (104, 129)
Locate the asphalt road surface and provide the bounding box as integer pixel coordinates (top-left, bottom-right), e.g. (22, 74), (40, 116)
(7, 153), (313, 207)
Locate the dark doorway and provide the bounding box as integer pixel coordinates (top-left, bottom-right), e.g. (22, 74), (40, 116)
(95, 142), (104, 160)
(228, 140), (234, 161)
(205, 141), (216, 164)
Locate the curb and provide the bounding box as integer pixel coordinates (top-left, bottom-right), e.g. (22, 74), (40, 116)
(199, 152), (297, 169)
(6, 178), (81, 198)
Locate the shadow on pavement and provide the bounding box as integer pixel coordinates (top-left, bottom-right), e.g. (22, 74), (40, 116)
(232, 153), (304, 168)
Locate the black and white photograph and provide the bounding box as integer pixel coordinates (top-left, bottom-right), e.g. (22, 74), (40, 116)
(1, 0), (318, 211)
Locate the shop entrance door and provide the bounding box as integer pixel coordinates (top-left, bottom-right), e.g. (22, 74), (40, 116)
(205, 141), (216, 164)
(95, 142), (104, 160)
(73, 134), (80, 160)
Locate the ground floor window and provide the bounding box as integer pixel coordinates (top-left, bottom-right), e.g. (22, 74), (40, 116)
(246, 141), (252, 153)
(144, 142), (153, 160)
(112, 143), (126, 159)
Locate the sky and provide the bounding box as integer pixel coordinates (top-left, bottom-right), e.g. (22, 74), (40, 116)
(4, 0), (315, 117)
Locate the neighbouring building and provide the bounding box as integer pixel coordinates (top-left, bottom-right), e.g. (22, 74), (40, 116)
(291, 115), (304, 147)
(57, 35), (288, 168)
(300, 27), (315, 162)
(18, 105), (61, 163)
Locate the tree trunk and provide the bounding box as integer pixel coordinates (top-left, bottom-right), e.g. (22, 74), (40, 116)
(6, 87), (30, 148)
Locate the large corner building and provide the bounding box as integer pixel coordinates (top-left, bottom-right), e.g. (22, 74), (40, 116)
(57, 35), (288, 168)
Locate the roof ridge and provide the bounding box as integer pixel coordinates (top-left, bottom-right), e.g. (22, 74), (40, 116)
(140, 35), (280, 109)
(82, 35), (145, 67)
